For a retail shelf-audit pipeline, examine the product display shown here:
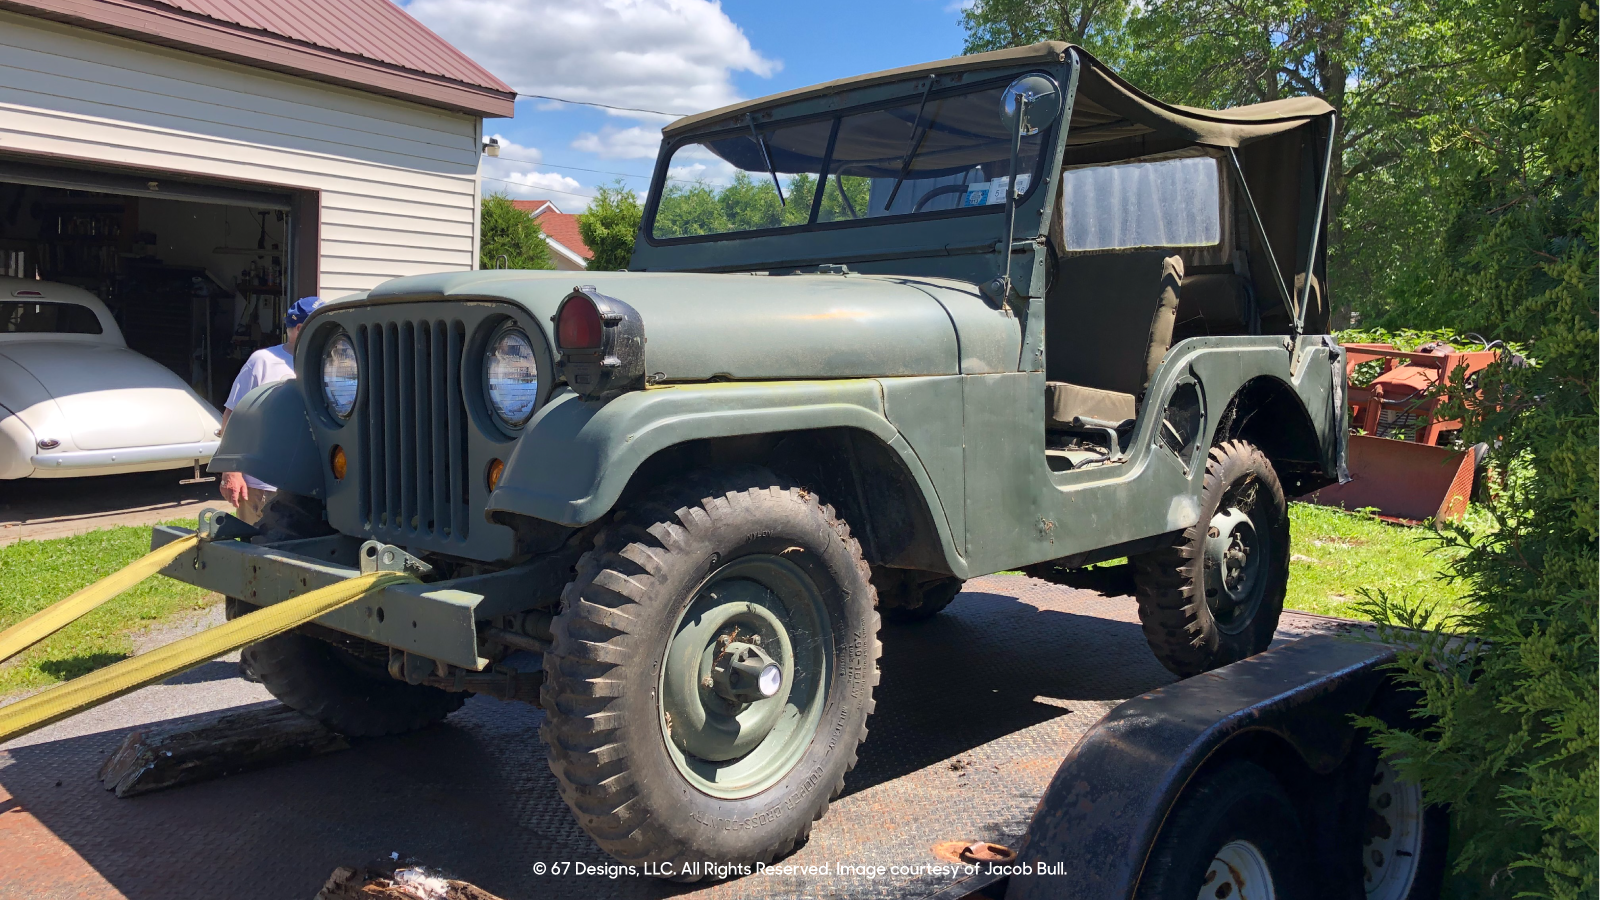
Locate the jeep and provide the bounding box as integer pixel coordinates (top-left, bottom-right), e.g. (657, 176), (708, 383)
(156, 41), (1347, 875)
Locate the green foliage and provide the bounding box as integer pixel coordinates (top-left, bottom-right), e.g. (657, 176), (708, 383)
(1353, 2), (1596, 896)
(654, 172), (819, 238)
(1285, 502), (1479, 620)
(0, 524), (215, 697)
(577, 181), (643, 271)
(479, 191), (553, 271)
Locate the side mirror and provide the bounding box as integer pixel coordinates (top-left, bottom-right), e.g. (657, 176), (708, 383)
(1000, 74), (1062, 136)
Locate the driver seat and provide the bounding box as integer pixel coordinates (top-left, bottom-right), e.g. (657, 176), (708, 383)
(1045, 251), (1184, 426)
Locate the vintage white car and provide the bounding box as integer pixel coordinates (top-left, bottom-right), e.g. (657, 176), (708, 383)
(0, 277), (221, 479)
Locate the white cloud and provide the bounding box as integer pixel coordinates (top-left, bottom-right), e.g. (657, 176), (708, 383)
(570, 125), (663, 160)
(481, 134), (589, 206)
(404, 0), (780, 120)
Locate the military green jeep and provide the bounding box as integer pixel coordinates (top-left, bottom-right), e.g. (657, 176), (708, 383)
(157, 42), (1347, 875)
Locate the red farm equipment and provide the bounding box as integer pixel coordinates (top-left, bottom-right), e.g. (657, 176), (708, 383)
(1304, 342), (1498, 524)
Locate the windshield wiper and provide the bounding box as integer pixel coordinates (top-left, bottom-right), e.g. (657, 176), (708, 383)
(748, 118), (786, 207)
(883, 77), (938, 211)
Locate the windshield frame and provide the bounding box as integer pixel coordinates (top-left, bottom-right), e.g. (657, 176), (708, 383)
(641, 72), (1058, 248)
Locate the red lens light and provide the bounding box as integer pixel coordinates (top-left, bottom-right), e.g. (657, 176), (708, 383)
(557, 295), (603, 349)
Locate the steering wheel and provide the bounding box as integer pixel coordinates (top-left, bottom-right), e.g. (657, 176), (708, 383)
(911, 183), (972, 213)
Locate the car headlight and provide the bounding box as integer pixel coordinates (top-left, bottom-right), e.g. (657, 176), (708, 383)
(485, 329), (539, 427)
(321, 333), (359, 419)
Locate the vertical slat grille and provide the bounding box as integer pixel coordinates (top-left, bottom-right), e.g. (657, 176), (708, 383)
(357, 316), (469, 542)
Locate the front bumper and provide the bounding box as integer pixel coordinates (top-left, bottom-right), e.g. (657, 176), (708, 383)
(151, 526), (532, 669)
(32, 440), (218, 476)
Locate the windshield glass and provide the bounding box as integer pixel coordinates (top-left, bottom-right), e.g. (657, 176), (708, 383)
(0, 300), (102, 334)
(652, 79), (1048, 241)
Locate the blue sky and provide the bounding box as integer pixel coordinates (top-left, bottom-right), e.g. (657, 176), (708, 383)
(401, 0), (972, 210)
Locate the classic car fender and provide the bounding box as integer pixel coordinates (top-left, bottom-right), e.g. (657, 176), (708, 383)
(487, 378), (967, 572)
(209, 380), (324, 497)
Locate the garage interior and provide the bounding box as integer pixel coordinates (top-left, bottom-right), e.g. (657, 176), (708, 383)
(0, 160), (309, 410)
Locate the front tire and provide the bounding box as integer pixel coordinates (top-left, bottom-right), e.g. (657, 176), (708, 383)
(540, 470), (881, 878)
(226, 492), (465, 737)
(1135, 760), (1310, 900)
(1132, 440), (1289, 677)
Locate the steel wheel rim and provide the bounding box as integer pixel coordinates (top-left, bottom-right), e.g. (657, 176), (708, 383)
(1200, 839), (1276, 900)
(1205, 501), (1266, 635)
(1364, 758), (1424, 900)
(658, 555), (831, 800)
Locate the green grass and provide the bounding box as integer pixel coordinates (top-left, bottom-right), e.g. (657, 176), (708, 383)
(1285, 502), (1476, 619)
(0, 523), (216, 698)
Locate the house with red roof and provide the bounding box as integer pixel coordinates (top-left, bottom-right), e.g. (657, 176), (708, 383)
(513, 201), (595, 271)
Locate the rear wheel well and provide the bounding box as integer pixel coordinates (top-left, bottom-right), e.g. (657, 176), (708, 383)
(616, 428), (953, 575)
(1215, 377), (1333, 495)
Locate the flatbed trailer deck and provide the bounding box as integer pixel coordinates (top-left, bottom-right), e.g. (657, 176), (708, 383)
(0, 576), (1359, 900)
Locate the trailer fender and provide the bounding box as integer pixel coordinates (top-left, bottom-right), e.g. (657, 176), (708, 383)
(1006, 634), (1395, 900)
(208, 380), (323, 497)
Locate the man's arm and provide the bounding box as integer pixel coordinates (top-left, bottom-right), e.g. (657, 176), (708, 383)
(217, 405), (249, 508)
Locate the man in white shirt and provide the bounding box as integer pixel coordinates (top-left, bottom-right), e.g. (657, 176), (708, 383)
(220, 296), (323, 523)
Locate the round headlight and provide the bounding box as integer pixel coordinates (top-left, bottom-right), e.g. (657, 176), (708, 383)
(321, 333), (359, 419)
(485, 329), (539, 427)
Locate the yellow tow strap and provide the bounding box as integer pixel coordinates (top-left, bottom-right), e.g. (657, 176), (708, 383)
(0, 563), (415, 744)
(0, 533), (201, 665)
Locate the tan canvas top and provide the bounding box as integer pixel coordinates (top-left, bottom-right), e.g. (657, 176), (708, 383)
(662, 42), (1332, 148)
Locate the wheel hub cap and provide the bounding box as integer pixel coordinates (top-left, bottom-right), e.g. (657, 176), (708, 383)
(1363, 758), (1424, 900)
(1204, 507), (1262, 632)
(658, 555), (831, 800)
(1199, 840), (1275, 900)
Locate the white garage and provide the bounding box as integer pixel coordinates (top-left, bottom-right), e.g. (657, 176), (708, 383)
(0, 0), (513, 408)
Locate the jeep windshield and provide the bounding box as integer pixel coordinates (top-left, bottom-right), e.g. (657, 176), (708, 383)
(648, 78), (1049, 242)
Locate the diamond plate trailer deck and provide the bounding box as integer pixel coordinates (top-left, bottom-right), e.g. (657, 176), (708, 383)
(0, 578), (1373, 900)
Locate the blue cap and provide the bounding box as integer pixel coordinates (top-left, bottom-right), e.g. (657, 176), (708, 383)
(284, 296), (324, 329)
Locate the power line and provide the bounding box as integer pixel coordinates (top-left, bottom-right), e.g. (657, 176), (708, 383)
(480, 174), (597, 201)
(493, 154), (653, 181)
(516, 93), (696, 118)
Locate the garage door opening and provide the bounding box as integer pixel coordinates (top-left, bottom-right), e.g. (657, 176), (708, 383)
(0, 162), (315, 410)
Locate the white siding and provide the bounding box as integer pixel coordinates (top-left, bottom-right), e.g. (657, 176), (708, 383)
(0, 12), (484, 299)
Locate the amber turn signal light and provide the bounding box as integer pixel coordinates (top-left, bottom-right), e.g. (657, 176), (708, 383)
(487, 457), (505, 491)
(330, 445), (347, 480)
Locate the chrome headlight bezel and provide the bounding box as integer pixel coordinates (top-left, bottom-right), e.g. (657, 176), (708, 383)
(483, 325), (540, 430)
(320, 331), (359, 420)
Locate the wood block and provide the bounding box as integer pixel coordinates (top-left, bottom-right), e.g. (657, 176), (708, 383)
(98, 702), (349, 798)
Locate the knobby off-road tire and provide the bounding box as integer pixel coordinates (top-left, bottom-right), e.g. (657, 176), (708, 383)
(1134, 760), (1310, 900)
(1132, 440), (1289, 678)
(540, 469), (881, 879)
(225, 492), (465, 737)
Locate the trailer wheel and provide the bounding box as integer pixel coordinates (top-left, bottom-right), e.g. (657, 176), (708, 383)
(1135, 760), (1308, 900)
(1132, 440), (1288, 677)
(225, 492), (465, 737)
(540, 469), (880, 879)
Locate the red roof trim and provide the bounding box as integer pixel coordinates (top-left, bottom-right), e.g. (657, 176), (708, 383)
(0, 0), (516, 118)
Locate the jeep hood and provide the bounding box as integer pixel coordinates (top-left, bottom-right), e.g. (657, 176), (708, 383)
(364, 271), (967, 381)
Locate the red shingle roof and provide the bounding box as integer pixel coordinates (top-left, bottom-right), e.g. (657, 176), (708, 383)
(513, 201), (592, 261)
(0, 0), (515, 117)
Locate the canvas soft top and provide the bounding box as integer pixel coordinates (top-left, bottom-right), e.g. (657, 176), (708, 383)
(662, 43), (1332, 148)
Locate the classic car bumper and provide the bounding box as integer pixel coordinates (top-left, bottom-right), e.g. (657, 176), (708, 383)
(150, 525), (534, 670)
(31, 440), (219, 475)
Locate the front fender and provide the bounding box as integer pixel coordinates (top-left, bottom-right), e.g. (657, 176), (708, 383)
(209, 380), (323, 497)
(488, 380), (902, 528)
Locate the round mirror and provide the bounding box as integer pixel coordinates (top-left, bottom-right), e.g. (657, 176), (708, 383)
(1000, 74), (1063, 136)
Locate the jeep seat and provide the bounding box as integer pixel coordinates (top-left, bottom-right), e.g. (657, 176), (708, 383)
(1045, 251), (1184, 426)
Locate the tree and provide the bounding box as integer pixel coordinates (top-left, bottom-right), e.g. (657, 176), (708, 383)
(577, 181), (643, 271)
(479, 192), (553, 270)
(961, 0), (1473, 325)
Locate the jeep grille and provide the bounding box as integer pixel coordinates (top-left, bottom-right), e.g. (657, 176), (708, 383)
(356, 319), (472, 542)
